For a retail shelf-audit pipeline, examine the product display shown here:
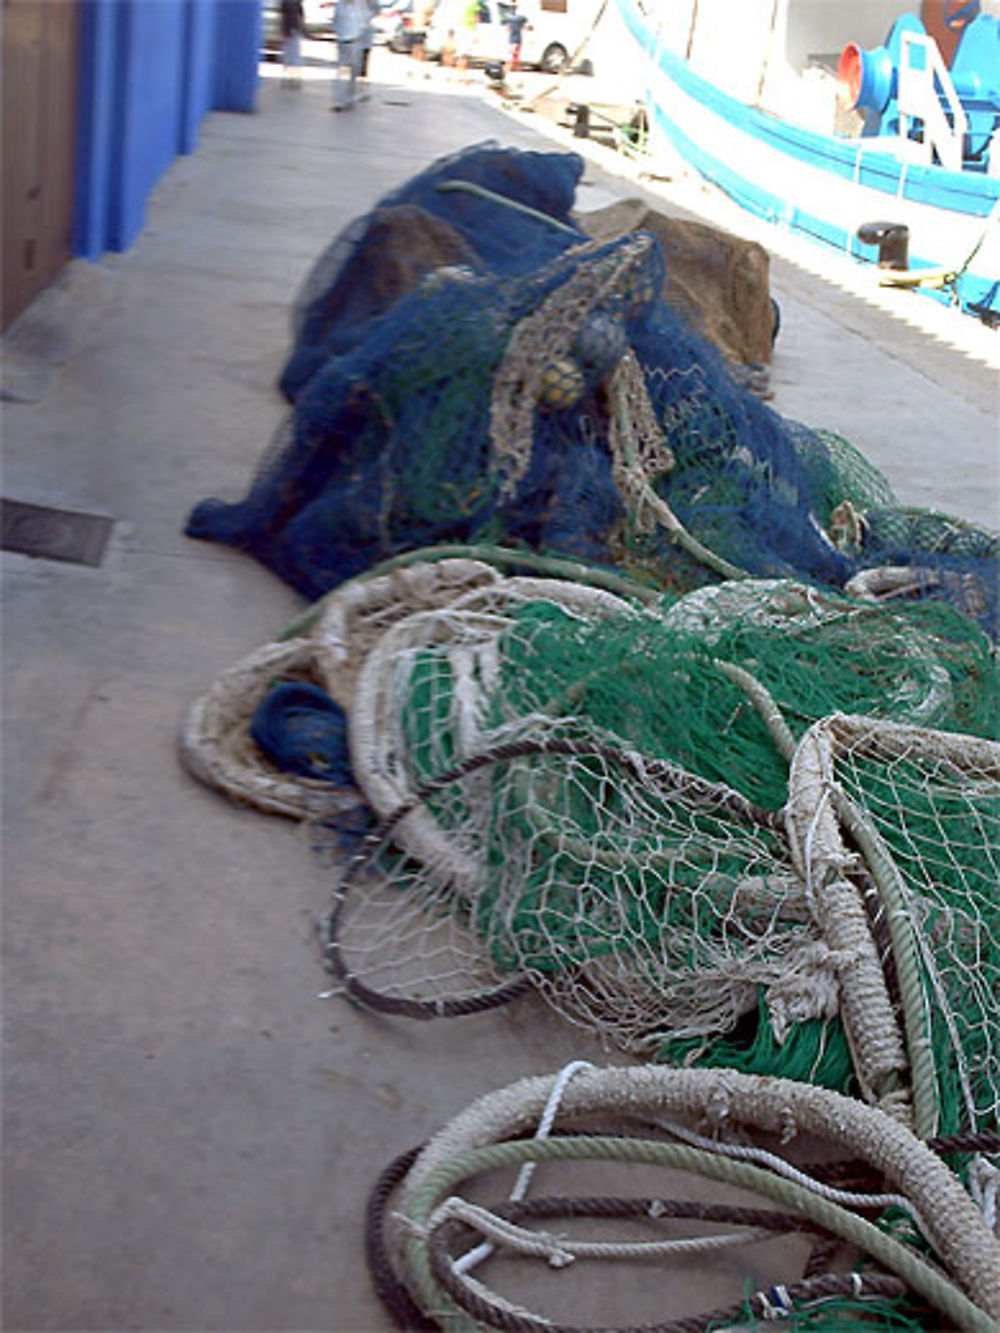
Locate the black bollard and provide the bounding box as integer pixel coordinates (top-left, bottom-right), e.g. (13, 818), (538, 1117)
(857, 221), (910, 269)
(571, 103), (590, 138)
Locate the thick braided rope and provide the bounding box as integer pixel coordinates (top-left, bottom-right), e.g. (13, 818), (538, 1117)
(651, 1115), (930, 1231)
(490, 234), (658, 499)
(365, 1152), (841, 1332)
(397, 1067), (1000, 1319)
(180, 556), (653, 823)
(606, 351), (675, 537)
(178, 560), (501, 818)
(791, 715), (1000, 1139)
(606, 354), (749, 582)
(815, 716), (1000, 777)
(785, 721), (911, 1118)
(279, 546), (663, 644)
(452, 1192), (835, 1239)
(713, 660), (799, 761)
(402, 1135), (994, 1331)
(365, 1145), (438, 1332)
(429, 1195), (774, 1262)
(311, 558), (503, 707)
(830, 716), (999, 1144)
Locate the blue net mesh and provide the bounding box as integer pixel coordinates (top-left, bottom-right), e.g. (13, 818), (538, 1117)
(185, 143), (999, 637)
(249, 680), (354, 784)
(279, 142), (586, 401)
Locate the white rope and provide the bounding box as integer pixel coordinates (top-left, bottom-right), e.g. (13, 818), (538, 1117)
(433, 1197), (576, 1268)
(786, 719), (911, 1114)
(453, 1059), (595, 1276)
(653, 1116), (931, 1241)
(429, 1195), (774, 1265)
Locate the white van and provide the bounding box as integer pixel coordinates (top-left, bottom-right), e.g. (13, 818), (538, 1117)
(424, 0), (595, 72)
(516, 0), (596, 73)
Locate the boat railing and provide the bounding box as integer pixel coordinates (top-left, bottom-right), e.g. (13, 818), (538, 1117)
(897, 30), (967, 173)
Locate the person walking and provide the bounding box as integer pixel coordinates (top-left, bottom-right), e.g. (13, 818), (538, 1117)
(359, 0), (380, 80)
(454, 0), (480, 77)
(280, 0), (305, 87)
(504, 2), (527, 74)
(331, 0), (367, 109)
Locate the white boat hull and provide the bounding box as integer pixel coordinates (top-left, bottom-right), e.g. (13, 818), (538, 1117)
(610, 0), (1000, 318)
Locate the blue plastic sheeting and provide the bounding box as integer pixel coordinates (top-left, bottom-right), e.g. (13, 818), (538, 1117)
(74, 0), (260, 259)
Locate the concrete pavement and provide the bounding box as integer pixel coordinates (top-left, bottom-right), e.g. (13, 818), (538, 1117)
(3, 44), (998, 1332)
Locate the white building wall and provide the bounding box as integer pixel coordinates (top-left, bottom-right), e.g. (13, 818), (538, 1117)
(587, 0), (961, 132)
(783, 1), (914, 70)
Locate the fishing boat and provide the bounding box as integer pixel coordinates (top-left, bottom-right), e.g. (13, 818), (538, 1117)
(599, 0), (1000, 321)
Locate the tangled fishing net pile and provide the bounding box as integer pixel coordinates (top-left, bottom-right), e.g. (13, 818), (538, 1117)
(181, 144), (1000, 1329)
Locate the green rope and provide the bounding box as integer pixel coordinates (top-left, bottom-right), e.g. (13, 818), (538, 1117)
(402, 1135), (996, 1332)
(435, 180), (583, 237)
(713, 660), (798, 762)
(662, 518), (750, 583)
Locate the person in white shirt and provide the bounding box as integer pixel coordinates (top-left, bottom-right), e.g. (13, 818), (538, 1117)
(331, 0), (368, 109)
(280, 0), (305, 86)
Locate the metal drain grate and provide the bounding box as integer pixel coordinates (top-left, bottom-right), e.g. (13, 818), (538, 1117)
(1, 499), (113, 567)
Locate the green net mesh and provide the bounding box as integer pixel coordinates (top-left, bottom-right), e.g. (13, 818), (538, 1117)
(827, 723), (1000, 1142)
(324, 574), (999, 1153)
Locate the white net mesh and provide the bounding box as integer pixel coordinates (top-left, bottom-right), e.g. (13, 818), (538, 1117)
(324, 730), (825, 1046)
(314, 568), (999, 1166)
(805, 717), (1000, 1142)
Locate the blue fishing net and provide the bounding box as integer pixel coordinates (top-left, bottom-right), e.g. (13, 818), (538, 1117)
(249, 680), (354, 784)
(186, 142), (999, 636)
(279, 142), (587, 401)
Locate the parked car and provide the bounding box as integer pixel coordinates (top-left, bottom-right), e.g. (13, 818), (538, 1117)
(422, 0), (587, 71)
(374, 0), (413, 44)
(262, 0), (334, 54)
(387, 0), (431, 52)
(423, 0), (512, 64)
(515, 0), (583, 73)
(302, 0), (335, 35)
